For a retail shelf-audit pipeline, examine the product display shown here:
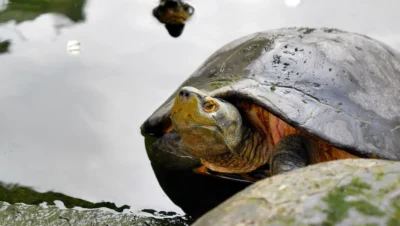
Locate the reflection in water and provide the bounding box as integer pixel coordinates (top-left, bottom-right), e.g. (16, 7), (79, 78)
(0, 38), (9, 54)
(0, 0), (87, 57)
(0, 0), (190, 222)
(284, 0), (301, 8)
(0, 0), (86, 24)
(0, 181), (129, 212)
(0, 0), (7, 12)
(153, 0), (195, 38)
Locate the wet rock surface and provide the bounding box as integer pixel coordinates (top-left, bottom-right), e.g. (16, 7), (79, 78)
(0, 202), (190, 226)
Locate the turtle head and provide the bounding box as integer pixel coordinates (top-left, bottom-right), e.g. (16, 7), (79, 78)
(171, 87), (244, 158)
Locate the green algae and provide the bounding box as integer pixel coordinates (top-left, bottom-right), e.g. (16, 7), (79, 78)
(374, 168), (385, 181)
(320, 177), (384, 226)
(387, 196), (400, 226)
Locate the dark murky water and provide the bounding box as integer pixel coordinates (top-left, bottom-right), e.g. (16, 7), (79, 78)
(0, 0), (400, 223)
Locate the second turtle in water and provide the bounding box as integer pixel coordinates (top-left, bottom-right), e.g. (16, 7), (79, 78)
(141, 27), (400, 181)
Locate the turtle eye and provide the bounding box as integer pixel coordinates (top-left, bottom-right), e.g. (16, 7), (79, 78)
(203, 100), (218, 113)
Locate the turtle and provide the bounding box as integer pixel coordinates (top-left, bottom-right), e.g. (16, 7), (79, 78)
(141, 27), (400, 181)
(152, 0), (195, 38)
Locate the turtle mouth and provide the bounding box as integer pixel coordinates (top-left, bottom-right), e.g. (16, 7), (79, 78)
(194, 165), (271, 184)
(171, 111), (217, 128)
(172, 117), (238, 157)
(143, 119), (271, 183)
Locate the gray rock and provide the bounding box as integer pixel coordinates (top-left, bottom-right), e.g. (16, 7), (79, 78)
(0, 202), (189, 226)
(193, 159), (400, 226)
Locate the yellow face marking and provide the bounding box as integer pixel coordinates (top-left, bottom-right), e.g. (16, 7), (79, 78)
(171, 91), (217, 127)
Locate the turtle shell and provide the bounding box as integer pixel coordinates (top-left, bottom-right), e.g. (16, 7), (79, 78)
(141, 27), (400, 160)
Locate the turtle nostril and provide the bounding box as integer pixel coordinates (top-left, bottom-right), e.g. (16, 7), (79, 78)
(179, 90), (190, 98)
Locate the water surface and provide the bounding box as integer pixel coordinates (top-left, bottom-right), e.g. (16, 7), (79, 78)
(0, 0), (399, 216)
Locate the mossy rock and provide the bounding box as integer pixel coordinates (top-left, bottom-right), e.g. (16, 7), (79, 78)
(193, 159), (400, 226)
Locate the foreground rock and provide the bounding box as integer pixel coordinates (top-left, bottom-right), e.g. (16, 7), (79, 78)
(193, 159), (400, 226)
(0, 180), (190, 225)
(0, 202), (189, 226)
